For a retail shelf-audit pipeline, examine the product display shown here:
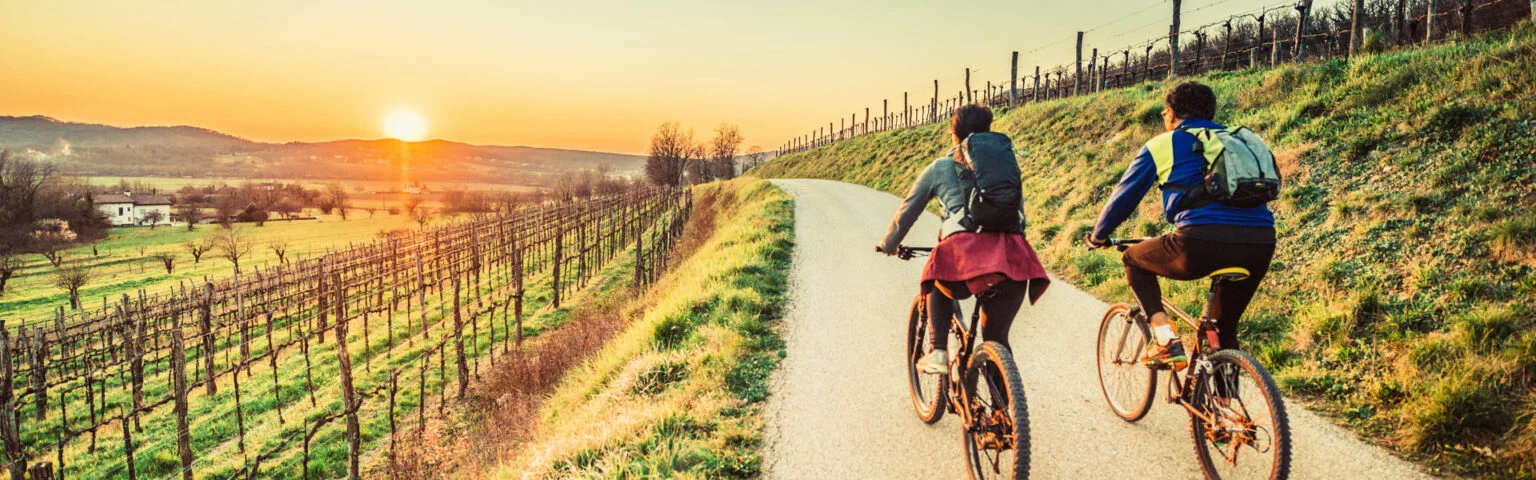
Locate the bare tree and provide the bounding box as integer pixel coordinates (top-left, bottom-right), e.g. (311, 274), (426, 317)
(403, 195), (422, 214)
(213, 228), (256, 272)
(410, 207), (434, 230)
(0, 250), (18, 296)
(743, 145), (767, 171)
(184, 235), (217, 264)
(142, 209), (165, 229)
(326, 183), (351, 220)
(31, 219), (76, 267)
(700, 122), (744, 181)
(52, 260), (94, 309)
(177, 204), (201, 231)
(152, 252), (176, 274)
(645, 122), (704, 186)
(268, 237), (291, 264)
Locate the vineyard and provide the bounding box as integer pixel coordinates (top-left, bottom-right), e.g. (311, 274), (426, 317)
(0, 187), (693, 479)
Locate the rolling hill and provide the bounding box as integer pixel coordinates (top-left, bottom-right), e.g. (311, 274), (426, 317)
(0, 115), (645, 186)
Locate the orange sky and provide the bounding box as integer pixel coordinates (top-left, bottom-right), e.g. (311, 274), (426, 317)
(0, 0), (1292, 155)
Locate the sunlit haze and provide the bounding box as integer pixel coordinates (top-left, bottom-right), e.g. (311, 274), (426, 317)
(1, 0), (1291, 154)
(384, 110), (428, 141)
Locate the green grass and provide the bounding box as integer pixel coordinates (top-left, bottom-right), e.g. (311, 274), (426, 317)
(493, 178), (793, 478)
(753, 22), (1536, 477)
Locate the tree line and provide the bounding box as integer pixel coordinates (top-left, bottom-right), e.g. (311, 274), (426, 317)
(644, 122), (766, 187)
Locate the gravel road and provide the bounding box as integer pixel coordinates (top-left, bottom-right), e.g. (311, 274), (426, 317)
(761, 179), (1432, 479)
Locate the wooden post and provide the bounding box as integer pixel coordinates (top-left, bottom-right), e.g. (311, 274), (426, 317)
(1350, 0), (1366, 56)
(334, 274), (361, 480)
(1194, 31), (1207, 73)
(170, 307), (193, 480)
(1296, 0), (1313, 60)
(1143, 44), (1154, 81)
(1272, 25), (1282, 65)
(1009, 51), (1019, 106)
(863, 107), (869, 133)
(1459, 0), (1472, 38)
(199, 282), (216, 395)
(1221, 21), (1233, 68)
(1073, 32), (1084, 94)
(964, 68), (972, 103)
(1032, 67), (1040, 101)
(0, 321), (26, 480)
(551, 227), (562, 308)
(30, 328), (46, 420)
(1395, 0), (1407, 44)
(1169, 0), (1182, 78)
(121, 411), (136, 480)
(902, 92), (909, 126)
(453, 278), (468, 399)
(1089, 48), (1098, 92)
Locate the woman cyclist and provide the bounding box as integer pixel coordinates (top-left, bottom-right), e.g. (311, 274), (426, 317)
(876, 104), (1050, 374)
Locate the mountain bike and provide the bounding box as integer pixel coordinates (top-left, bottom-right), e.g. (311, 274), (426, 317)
(889, 245), (1029, 480)
(1093, 238), (1291, 480)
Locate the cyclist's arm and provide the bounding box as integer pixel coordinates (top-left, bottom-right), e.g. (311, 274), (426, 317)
(879, 161), (939, 253)
(1091, 146), (1156, 241)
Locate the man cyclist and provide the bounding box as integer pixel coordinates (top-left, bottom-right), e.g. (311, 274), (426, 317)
(1086, 81), (1277, 368)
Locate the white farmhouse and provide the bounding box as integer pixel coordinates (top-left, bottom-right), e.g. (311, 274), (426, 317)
(93, 192), (174, 227)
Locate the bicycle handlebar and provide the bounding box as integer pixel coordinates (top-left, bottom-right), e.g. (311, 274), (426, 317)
(1094, 237), (1155, 252)
(876, 245), (932, 260)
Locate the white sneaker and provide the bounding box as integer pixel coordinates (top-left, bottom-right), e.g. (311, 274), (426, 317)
(917, 349), (949, 375)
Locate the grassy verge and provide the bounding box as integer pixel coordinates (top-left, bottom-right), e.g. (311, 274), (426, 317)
(490, 178), (793, 478)
(754, 23), (1535, 477)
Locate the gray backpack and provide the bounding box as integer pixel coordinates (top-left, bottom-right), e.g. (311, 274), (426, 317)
(1177, 126), (1282, 209)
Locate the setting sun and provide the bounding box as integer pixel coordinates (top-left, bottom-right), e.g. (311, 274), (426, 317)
(384, 109), (427, 141)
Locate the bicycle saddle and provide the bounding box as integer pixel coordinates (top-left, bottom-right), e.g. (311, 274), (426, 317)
(1207, 267), (1251, 282)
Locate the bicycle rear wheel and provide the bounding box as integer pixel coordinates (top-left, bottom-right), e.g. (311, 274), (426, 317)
(1096, 304), (1156, 422)
(962, 341), (1029, 480)
(1189, 349), (1292, 480)
(906, 295), (945, 423)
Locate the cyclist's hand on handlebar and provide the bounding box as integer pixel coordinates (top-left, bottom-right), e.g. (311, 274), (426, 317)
(1085, 234), (1110, 250)
(875, 244), (896, 256)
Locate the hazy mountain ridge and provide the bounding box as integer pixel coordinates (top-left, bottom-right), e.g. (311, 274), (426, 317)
(0, 115), (644, 186)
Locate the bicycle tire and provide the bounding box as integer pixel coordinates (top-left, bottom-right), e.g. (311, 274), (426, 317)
(962, 341), (1029, 480)
(1096, 304), (1156, 422)
(1189, 349), (1292, 480)
(906, 295), (945, 423)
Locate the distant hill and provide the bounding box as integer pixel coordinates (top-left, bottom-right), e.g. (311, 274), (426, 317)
(0, 115), (645, 187)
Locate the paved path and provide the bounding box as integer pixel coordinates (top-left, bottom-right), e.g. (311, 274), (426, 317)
(761, 179), (1432, 479)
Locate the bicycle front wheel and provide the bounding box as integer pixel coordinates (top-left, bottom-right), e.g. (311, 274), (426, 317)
(962, 341), (1029, 480)
(1096, 304), (1156, 421)
(906, 295), (945, 423)
(1189, 349), (1292, 480)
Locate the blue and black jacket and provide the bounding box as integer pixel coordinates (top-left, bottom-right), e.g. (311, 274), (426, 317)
(1091, 118), (1274, 240)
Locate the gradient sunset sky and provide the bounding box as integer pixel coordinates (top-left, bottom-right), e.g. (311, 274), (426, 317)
(1, 0), (1291, 154)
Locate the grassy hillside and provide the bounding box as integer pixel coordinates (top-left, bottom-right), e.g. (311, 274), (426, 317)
(493, 178), (793, 478)
(754, 22), (1536, 477)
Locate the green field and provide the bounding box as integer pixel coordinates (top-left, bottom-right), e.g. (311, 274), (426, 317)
(753, 22), (1536, 476)
(1, 215), (420, 324)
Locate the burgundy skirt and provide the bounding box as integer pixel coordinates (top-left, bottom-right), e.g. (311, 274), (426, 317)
(921, 232), (1051, 304)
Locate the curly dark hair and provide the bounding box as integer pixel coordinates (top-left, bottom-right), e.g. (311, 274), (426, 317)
(1165, 81), (1217, 120)
(951, 104), (993, 140)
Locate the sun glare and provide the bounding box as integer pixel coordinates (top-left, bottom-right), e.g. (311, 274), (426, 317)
(384, 109), (427, 141)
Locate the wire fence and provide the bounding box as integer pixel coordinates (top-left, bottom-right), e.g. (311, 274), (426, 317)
(776, 0), (1531, 155)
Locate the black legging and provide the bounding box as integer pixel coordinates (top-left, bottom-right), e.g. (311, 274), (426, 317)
(926, 279), (1030, 352)
(1121, 232), (1274, 350)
